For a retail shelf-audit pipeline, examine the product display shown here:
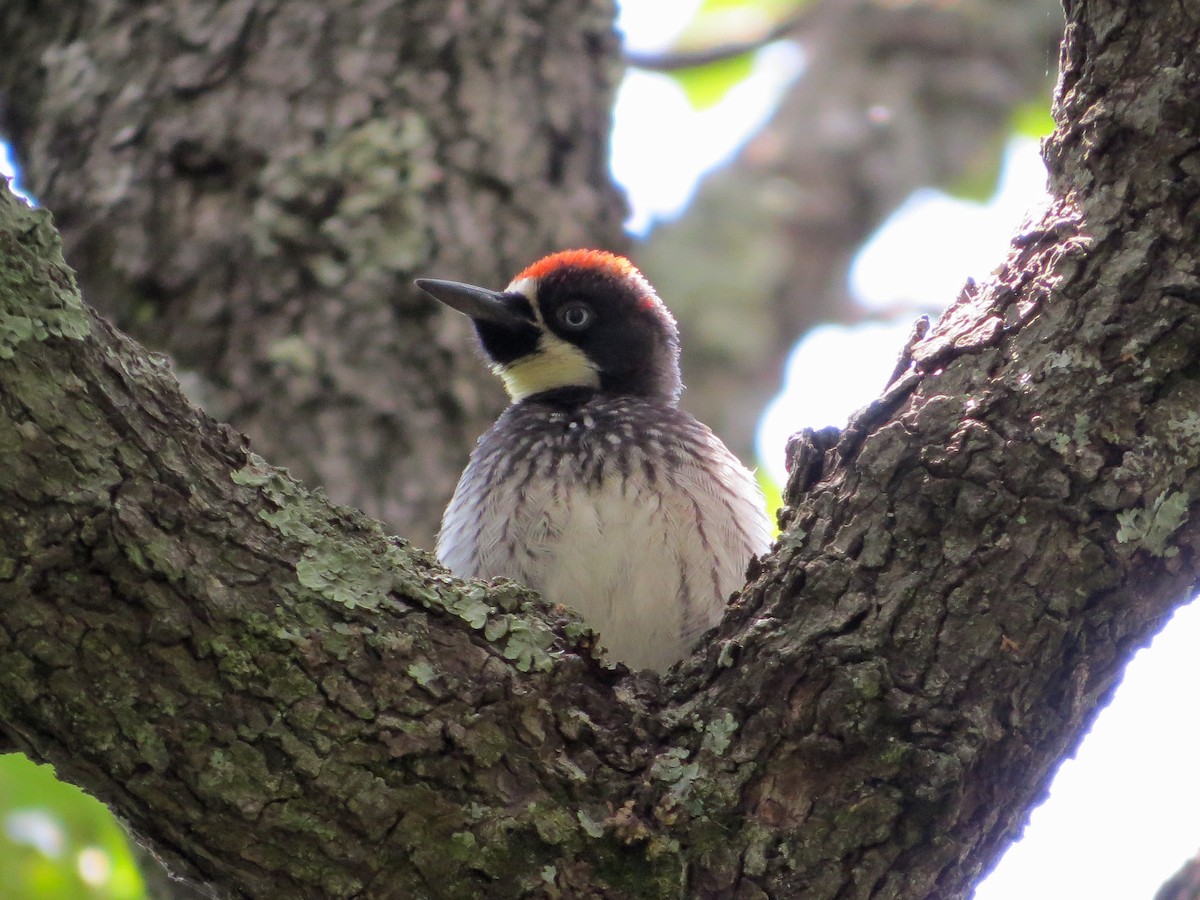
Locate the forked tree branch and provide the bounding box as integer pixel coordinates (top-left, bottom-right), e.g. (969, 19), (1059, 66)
(1, 0), (1199, 897)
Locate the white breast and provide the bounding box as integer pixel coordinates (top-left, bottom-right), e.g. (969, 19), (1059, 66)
(437, 398), (771, 671)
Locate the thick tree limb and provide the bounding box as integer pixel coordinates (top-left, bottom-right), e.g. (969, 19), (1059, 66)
(1158, 851), (1200, 900)
(642, 0), (1064, 463)
(0, 187), (625, 898)
(2, 0), (1200, 897)
(0, 0), (628, 546)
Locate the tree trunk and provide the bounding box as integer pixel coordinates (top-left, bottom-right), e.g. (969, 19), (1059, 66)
(0, 0), (628, 548)
(1158, 851), (1200, 900)
(641, 0), (1063, 464)
(2, 0), (1199, 897)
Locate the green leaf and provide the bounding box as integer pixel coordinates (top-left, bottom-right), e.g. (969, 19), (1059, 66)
(672, 52), (756, 110)
(0, 754), (147, 899)
(946, 139), (1006, 203)
(756, 466), (783, 537)
(1012, 101), (1056, 140)
(697, 0), (804, 15)
(667, 0), (810, 109)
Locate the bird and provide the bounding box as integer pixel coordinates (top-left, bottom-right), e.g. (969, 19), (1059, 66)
(416, 250), (771, 671)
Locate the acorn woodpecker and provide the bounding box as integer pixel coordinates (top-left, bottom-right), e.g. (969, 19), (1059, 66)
(416, 250), (771, 671)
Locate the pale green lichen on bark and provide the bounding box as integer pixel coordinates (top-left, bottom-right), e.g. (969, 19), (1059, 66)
(264, 334), (319, 374)
(500, 618), (557, 672)
(233, 452), (436, 608)
(406, 659), (437, 686)
(251, 114), (437, 284)
(0, 184), (90, 358)
(700, 712), (737, 756)
(1163, 410), (1200, 450)
(1115, 489), (1190, 557)
(577, 808), (606, 838)
(232, 453), (566, 666)
(650, 746), (701, 808)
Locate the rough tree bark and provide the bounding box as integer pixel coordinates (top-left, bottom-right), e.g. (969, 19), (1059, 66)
(641, 0), (1064, 463)
(2, 0), (1199, 898)
(1158, 851), (1200, 900)
(0, 0), (628, 548)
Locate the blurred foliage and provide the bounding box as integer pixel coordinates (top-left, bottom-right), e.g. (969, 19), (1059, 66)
(945, 142), (1008, 204)
(946, 102), (1057, 203)
(1012, 99), (1058, 140)
(0, 755), (145, 900)
(670, 0), (809, 109)
(674, 53), (757, 110)
(757, 467), (784, 536)
(696, 0), (802, 17)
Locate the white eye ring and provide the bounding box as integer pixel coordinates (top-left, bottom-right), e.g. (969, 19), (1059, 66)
(558, 302), (594, 330)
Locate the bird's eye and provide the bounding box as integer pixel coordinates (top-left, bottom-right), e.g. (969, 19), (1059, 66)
(557, 301), (594, 331)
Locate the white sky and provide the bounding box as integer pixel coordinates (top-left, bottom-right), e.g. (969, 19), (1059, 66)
(0, 144), (23, 197)
(614, 2), (1200, 897)
(613, 45), (802, 234)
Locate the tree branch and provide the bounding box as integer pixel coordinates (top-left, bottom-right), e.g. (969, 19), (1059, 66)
(1158, 850), (1200, 900)
(640, 0), (1063, 464)
(624, 8), (812, 72)
(2, 0), (1199, 897)
(0, 0), (629, 546)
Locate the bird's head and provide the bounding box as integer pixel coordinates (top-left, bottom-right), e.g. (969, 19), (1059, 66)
(416, 250), (682, 405)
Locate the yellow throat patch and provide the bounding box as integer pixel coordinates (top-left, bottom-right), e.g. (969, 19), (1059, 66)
(496, 332), (600, 401)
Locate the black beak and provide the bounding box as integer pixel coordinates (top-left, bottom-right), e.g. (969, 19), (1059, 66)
(415, 278), (532, 330)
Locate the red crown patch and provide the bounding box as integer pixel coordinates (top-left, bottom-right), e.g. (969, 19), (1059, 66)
(514, 249), (641, 284)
